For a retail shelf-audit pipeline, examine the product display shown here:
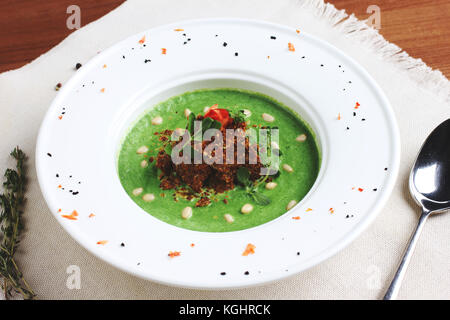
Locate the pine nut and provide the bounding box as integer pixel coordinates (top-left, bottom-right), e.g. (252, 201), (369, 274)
(283, 164), (294, 173)
(265, 182), (277, 190)
(175, 128), (186, 136)
(262, 113), (275, 122)
(296, 134), (307, 142)
(136, 146), (148, 154)
(241, 203), (254, 214)
(271, 141), (280, 150)
(142, 193), (155, 202)
(140, 160), (148, 168)
(243, 109), (251, 117)
(182, 207), (193, 219)
(184, 108), (191, 118)
(224, 214), (234, 223)
(132, 187), (143, 196)
(286, 200), (297, 211)
(151, 116), (163, 125)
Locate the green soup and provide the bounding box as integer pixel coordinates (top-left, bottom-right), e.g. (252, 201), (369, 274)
(118, 89), (320, 232)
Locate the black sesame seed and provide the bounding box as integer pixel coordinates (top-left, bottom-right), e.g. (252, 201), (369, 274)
(320, 64), (324, 67)
(297, 252), (300, 256)
(346, 127), (350, 130)
(215, 34), (218, 37)
(244, 271), (249, 275)
(47, 153), (52, 157)
(182, 33), (186, 36)
(183, 42), (187, 45)
(75, 63), (82, 70)
(220, 272), (226, 276)
(56, 174), (59, 177)
(346, 215), (350, 218)
(270, 36), (276, 39)
(362, 118), (366, 121)
(187, 38), (191, 41)
(373, 188), (378, 191)
(301, 56), (305, 59)
(353, 112), (356, 116)
(234, 52), (238, 56)
(339, 65), (342, 68)
(144, 59), (151, 63)
(223, 42), (227, 47)
(72, 192), (79, 195)
(120, 243), (125, 247)
(122, 55), (126, 59)
(384, 167), (388, 171)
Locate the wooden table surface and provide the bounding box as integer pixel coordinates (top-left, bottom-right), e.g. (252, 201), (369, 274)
(1, 0), (449, 77)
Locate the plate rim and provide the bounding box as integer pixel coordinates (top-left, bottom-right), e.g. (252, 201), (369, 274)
(36, 17), (401, 289)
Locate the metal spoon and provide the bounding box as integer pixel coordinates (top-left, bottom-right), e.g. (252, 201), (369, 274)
(383, 119), (450, 299)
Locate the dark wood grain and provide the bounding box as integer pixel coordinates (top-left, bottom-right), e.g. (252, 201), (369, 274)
(0, 0), (449, 78)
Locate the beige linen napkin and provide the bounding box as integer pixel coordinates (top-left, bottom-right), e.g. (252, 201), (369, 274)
(0, 0), (449, 299)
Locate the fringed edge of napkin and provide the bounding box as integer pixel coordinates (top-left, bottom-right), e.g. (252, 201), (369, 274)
(300, 0), (450, 103)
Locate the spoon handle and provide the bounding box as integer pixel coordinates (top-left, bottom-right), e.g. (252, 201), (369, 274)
(383, 209), (429, 300)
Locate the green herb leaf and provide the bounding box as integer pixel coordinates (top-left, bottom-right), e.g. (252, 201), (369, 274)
(251, 192), (271, 206)
(236, 167), (250, 186)
(186, 113), (196, 135)
(211, 119), (222, 130)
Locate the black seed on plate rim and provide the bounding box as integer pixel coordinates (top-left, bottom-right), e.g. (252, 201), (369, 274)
(234, 52), (238, 56)
(320, 64), (324, 67)
(270, 36), (276, 39)
(121, 243), (125, 247)
(353, 112), (356, 116)
(220, 272), (226, 276)
(244, 271), (250, 275)
(223, 42), (227, 47)
(297, 252), (300, 256)
(75, 63), (82, 70)
(384, 167), (388, 171)
(47, 153), (52, 157)
(56, 174), (59, 177)
(301, 56), (305, 59)
(362, 118), (366, 121)
(72, 192), (79, 195)
(373, 188), (378, 191)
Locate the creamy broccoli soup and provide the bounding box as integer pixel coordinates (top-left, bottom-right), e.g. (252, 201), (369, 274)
(118, 88), (320, 232)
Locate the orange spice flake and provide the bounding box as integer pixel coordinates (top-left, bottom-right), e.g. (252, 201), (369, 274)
(329, 208), (335, 214)
(88, 213), (95, 218)
(58, 115), (63, 120)
(242, 243), (256, 256)
(57, 184), (62, 189)
(288, 42), (295, 52)
(102, 64), (107, 68)
(337, 113), (341, 120)
(138, 35), (146, 44)
(100, 88), (105, 93)
(354, 102), (360, 109)
(61, 210), (79, 220)
(190, 243), (195, 248)
(161, 48), (167, 54)
(97, 240), (108, 245)
(292, 216), (301, 220)
(305, 208), (313, 212)
(168, 251), (181, 258)
(296, 29), (301, 34)
(174, 28), (184, 31)
(358, 188), (364, 192)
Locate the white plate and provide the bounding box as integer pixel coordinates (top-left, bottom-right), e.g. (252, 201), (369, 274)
(36, 18), (400, 289)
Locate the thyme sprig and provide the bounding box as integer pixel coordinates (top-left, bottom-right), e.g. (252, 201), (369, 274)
(0, 147), (35, 300)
